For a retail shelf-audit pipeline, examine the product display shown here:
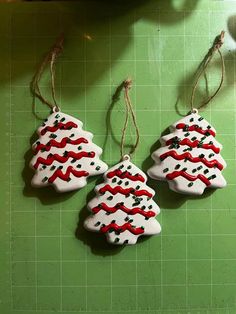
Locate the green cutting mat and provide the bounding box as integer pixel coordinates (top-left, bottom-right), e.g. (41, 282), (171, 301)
(0, 0), (236, 313)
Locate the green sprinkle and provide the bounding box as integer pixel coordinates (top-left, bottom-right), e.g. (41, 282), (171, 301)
(71, 159), (76, 163)
(124, 240), (129, 244)
(90, 162), (95, 165)
(114, 238), (120, 243)
(76, 164), (81, 168)
(42, 165), (47, 169)
(60, 117), (65, 122)
(125, 181), (129, 186)
(136, 185), (140, 190)
(58, 166), (63, 169)
(55, 114), (60, 119)
(209, 153), (214, 158)
(192, 169), (197, 173)
(69, 133), (74, 138)
(188, 182), (193, 187)
(119, 165), (124, 169)
(95, 221), (101, 226)
(148, 205), (153, 209)
(191, 136), (197, 141)
(197, 165), (203, 170)
(42, 177), (48, 182)
(112, 178), (117, 183)
(49, 134), (57, 139)
(50, 165), (56, 171)
(184, 132), (190, 137)
(198, 117), (204, 121)
(199, 154), (205, 158)
(107, 196), (113, 200)
(190, 118), (194, 122)
(175, 164), (181, 170)
(204, 169), (209, 174)
(78, 146), (82, 150)
(96, 166), (101, 171)
(127, 165), (132, 169)
(141, 206), (146, 210)
(183, 125), (189, 131)
(163, 168), (169, 173)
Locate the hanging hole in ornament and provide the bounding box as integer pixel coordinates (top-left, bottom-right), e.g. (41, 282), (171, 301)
(52, 106), (61, 113)
(191, 108), (198, 114)
(122, 154), (130, 161)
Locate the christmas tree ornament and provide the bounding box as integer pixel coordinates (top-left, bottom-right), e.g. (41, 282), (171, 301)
(84, 79), (161, 245)
(29, 35), (108, 192)
(148, 31), (227, 195)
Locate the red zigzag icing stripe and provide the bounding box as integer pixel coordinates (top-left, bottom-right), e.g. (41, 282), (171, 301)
(92, 202), (156, 217)
(176, 123), (216, 137)
(34, 151), (95, 169)
(48, 166), (89, 183)
(41, 121), (77, 135)
(100, 222), (144, 235)
(34, 137), (88, 153)
(166, 138), (220, 154)
(160, 150), (223, 170)
(99, 185), (153, 198)
(166, 170), (211, 186)
(107, 169), (145, 182)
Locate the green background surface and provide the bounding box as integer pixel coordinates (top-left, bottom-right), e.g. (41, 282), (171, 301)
(0, 0), (236, 313)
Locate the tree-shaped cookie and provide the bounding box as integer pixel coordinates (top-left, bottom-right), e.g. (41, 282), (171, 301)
(84, 157), (161, 245)
(30, 111), (108, 192)
(148, 112), (227, 195)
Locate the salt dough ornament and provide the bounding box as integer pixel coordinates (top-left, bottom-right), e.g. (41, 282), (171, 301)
(29, 35), (107, 192)
(30, 110), (108, 192)
(148, 111), (227, 195)
(84, 155), (161, 245)
(148, 31), (227, 195)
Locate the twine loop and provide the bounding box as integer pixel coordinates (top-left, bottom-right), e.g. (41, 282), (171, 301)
(190, 31), (225, 112)
(120, 78), (140, 160)
(31, 33), (64, 113)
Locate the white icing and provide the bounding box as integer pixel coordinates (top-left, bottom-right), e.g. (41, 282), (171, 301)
(84, 159), (161, 245)
(148, 113), (227, 195)
(30, 111), (108, 192)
